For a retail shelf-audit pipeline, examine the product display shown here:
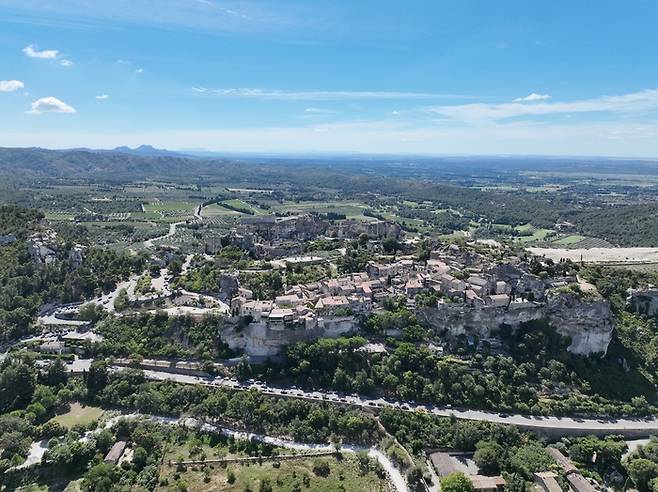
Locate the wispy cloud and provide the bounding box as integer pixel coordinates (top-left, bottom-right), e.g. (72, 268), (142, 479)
(192, 87), (468, 100)
(60, 59), (73, 67)
(23, 44), (59, 59)
(2, 0), (303, 35)
(95, 94), (110, 100)
(514, 93), (551, 102)
(26, 96), (76, 114)
(304, 107), (336, 114)
(135, 68), (144, 74)
(426, 88), (658, 123)
(0, 80), (25, 92)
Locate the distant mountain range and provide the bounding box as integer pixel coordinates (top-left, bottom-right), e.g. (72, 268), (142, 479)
(66, 145), (195, 159)
(2, 145), (658, 185)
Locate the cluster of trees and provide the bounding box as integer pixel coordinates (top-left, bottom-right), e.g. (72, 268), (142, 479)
(381, 407), (556, 492)
(0, 354), (85, 473)
(238, 263), (327, 300)
(239, 270), (284, 300)
(254, 322), (653, 417)
(362, 304), (428, 342)
(624, 438), (658, 492)
(565, 203), (658, 247)
(583, 266), (658, 398)
(88, 367), (381, 446)
(336, 240), (372, 274)
(93, 313), (234, 361)
(0, 205), (146, 342)
(396, 205), (470, 234)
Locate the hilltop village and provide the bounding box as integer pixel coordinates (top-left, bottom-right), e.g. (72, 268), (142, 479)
(215, 215), (614, 357)
(33, 211), (615, 359)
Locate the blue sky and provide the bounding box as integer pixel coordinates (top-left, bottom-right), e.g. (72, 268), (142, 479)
(2, 0), (658, 156)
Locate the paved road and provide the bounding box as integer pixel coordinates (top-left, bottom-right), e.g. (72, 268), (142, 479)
(144, 220), (183, 249)
(130, 368), (658, 437)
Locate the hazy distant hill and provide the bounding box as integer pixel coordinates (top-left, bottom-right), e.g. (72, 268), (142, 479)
(3, 146), (658, 184)
(0, 147), (353, 187)
(108, 145), (194, 158)
(0, 147), (225, 181)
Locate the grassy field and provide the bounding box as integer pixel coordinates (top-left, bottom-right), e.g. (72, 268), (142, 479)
(155, 455), (388, 492)
(221, 199), (270, 215)
(50, 402), (104, 428)
(553, 234), (587, 245)
(44, 212), (76, 221)
(270, 200), (371, 220)
(514, 224), (554, 243)
(202, 203), (243, 217)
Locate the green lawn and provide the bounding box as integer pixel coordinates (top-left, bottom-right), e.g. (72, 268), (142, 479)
(51, 402), (104, 428)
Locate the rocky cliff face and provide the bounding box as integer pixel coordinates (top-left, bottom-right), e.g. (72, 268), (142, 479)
(418, 292), (614, 355)
(28, 234), (58, 264)
(218, 274), (240, 302)
(221, 317), (356, 356)
(628, 288), (658, 317)
(417, 302), (543, 339)
(545, 293), (614, 355)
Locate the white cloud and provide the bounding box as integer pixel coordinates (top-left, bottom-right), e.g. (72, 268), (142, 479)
(135, 68), (144, 74)
(514, 93), (551, 102)
(195, 87), (469, 100)
(0, 80), (25, 92)
(95, 94), (110, 100)
(60, 59), (74, 67)
(26, 96), (76, 114)
(23, 44), (59, 59)
(426, 88), (658, 123)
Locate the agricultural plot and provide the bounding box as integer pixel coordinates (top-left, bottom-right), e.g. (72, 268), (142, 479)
(202, 204), (243, 217)
(107, 212), (131, 221)
(143, 201), (197, 218)
(221, 198), (270, 215)
(44, 211), (75, 221)
(155, 454), (387, 492)
(270, 201), (372, 220)
(552, 235), (586, 246)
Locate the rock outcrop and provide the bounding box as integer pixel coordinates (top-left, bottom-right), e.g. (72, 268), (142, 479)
(27, 233), (58, 264)
(333, 219), (402, 240)
(418, 291), (614, 355)
(218, 274), (240, 302)
(627, 288), (658, 317)
(545, 292), (614, 355)
(221, 316), (356, 356)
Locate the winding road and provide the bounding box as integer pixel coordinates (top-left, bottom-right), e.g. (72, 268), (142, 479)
(128, 367), (658, 438)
